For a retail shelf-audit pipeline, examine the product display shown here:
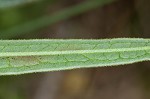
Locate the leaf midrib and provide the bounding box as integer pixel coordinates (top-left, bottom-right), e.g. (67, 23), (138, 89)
(0, 46), (149, 57)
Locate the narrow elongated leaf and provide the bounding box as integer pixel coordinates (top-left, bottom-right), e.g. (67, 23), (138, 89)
(0, 38), (150, 75)
(0, 0), (39, 8)
(0, 0), (115, 38)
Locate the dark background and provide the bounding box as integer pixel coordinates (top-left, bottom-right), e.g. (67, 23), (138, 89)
(0, 0), (150, 99)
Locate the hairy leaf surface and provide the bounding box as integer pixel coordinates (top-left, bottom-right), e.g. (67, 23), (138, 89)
(0, 38), (150, 75)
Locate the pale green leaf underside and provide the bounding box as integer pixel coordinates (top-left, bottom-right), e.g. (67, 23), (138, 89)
(0, 38), (150, 75)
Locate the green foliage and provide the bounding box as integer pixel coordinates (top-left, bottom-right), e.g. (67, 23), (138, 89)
(0, 38), (149, 75)
(0, 0), (39, 8)
(0, 0), (115, 38)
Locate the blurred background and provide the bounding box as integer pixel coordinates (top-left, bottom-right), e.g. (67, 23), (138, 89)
(0, 0), (150, 99)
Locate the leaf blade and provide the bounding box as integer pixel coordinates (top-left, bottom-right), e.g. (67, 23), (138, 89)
(0, 38), (150, 75)
(0, 0), (39, 8)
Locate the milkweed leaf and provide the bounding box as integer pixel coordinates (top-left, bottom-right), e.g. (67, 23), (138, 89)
(0, 38), (150, 75)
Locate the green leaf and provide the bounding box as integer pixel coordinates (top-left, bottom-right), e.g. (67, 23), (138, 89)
(0, 0), (39, 8)
(0, 38), (150, 75)
(0, 0), (115, 38)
